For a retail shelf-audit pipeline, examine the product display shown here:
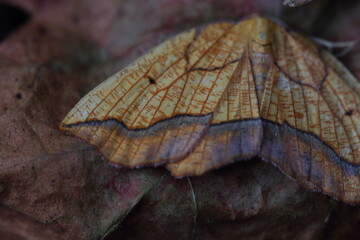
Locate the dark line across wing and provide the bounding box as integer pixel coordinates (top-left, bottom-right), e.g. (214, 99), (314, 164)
(61, 113), (359, 168)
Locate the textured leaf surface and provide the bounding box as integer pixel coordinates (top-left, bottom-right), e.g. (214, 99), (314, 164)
(1, 0), (360, 239)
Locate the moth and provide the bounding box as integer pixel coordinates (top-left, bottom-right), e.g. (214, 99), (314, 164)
(60, 16), (360, 204)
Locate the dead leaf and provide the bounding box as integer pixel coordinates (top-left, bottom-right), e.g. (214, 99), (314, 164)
(0, 0), (360, 239)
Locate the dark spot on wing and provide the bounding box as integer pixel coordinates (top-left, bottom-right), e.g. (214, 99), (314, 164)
(345, 110), (353, 116)
(148, 77), (156, 84)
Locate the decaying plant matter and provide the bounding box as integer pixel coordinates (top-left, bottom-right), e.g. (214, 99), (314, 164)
(1, 0), (360, 239)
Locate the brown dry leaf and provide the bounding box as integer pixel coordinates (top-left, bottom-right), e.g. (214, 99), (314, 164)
(110, 160), (333, 240)
(0, 205), (67, 240)
(0, 2), (164, 239)
(0, 0), (360, 239)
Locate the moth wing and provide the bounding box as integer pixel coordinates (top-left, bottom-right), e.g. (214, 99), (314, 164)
(167, 52), (262, 176)
(258, 31), (360, 202)
(60, 21), (252, 167)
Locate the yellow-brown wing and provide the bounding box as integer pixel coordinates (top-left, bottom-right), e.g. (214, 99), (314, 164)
(60, 16), (360, 203)
(256, 30), (360, 203)
(166, 51), (263, 176)
(165, 17), (360, 203)
(60, 19), (261, 167)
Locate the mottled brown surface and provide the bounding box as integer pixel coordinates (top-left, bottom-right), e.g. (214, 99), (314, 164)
(0, 0), (360, 239)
